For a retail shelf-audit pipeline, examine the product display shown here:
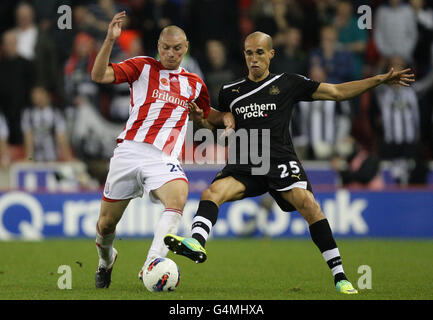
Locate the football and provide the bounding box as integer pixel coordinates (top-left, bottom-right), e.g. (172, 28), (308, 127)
(141, 257), (180, 292)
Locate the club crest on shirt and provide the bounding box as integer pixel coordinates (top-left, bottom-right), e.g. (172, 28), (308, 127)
(160, 78), (169, 86)
(269, 85), (280, 95)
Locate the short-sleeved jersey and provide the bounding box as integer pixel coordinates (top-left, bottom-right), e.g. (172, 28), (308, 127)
(109, 56), (210, 159)
(214, 73), (320, 162)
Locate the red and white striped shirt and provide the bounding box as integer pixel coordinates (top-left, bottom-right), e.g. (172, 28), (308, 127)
(110, 56), (210, 158)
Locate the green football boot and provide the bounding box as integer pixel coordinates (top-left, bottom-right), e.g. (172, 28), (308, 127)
(164, 234), (207, 263)
(336, 280), (358, 294)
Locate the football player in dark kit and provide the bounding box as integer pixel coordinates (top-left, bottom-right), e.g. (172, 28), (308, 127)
(165, 32), (414, 294)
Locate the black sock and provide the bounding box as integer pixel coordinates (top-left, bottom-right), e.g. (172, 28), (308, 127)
(309, 219), (347, 285)
(191, 200), (219, 247)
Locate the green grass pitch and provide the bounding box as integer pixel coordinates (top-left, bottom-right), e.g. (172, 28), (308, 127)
(0, 238), (432, 300)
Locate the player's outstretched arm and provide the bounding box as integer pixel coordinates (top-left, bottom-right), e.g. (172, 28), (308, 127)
(312, 68), (415, 101)
(91, 11), (126, 84)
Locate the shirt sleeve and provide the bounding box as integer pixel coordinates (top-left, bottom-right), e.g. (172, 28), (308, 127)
(109, 57), (147, 84)
(289, 73), (321, 102)
(194, 80), (211, 119)
(213, 86), (230, 113)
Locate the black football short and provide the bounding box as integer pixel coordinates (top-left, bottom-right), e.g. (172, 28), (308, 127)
(212, 157), (313, 212)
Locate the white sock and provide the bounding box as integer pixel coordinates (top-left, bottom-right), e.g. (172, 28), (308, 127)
(95, 231), (116, 268)
(144, 208), (182, 267)
(322, 247), (345, 276)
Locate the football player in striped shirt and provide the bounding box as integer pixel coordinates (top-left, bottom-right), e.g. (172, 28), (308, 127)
(91, 12), (234, 288)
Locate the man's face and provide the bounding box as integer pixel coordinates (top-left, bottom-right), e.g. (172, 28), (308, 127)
(2, 32), (17, 57)
(244, 36), (274, 80)
(16, 4), (34, 29)
(31, 87), (50, 107)
(158, 34), (188, 70)
(206, 40), (225, 68)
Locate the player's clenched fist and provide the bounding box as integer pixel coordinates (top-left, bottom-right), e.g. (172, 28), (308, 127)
(107, 11), (126, 41)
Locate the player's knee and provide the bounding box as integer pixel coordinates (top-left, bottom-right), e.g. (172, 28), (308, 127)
(303, 193), (319, 210)
(201, 185), (224, 205)
(166, 192), (188, 210)
(290, 189), (322, 222)
(97, 215), (117, 235)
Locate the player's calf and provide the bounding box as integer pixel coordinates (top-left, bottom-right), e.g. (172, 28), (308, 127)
(190, 200), (219, 247)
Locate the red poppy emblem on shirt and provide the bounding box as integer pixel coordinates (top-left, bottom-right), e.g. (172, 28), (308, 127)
(160, 78), (169, 86)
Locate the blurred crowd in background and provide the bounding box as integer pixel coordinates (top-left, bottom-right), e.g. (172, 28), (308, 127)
(0, 0), (432, 189)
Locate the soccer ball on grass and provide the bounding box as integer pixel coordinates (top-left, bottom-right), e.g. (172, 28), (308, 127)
(141, 257), (180, 292)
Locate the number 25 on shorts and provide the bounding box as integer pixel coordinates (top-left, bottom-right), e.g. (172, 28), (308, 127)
(278, 161), (300, 178)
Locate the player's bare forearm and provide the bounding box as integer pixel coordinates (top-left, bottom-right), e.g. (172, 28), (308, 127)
(91, 11), (125, 83)
(193, 112), (223, 131)
(313, 76), (383, 101)
(194, 118), (215, 130)
(334, 75), (383, 101)
(91, 38), (115, 83)
(189, 102), (235, 134)
(189, 105), (218, 129)
(207, 110), (235, 133)
(206, 110), (225, 128)
(312, 68), (415, 101)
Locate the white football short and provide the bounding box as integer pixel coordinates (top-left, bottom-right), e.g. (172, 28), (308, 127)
(102, 140), (188, 203)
